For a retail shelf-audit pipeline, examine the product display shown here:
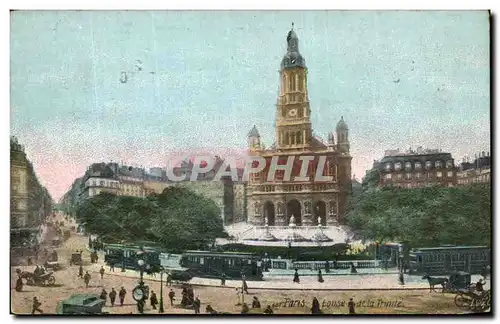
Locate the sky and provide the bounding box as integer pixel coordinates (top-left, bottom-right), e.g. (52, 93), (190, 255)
(10, 10), (490, 201)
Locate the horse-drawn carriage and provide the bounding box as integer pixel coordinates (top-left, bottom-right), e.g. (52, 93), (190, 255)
(443, 271), (475, 293)
(16, 268), (56, 286)
(44, 261), (62, 272)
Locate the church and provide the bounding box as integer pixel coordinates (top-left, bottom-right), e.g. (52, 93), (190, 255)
(245, 25), (352, 227)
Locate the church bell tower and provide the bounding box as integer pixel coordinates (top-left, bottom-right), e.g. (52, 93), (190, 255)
(275, 24), (312, 151)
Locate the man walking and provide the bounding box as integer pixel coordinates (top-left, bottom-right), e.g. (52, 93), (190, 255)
(31, 297), (43, 314)
(109, 288), (117, 307)
(168, 289), (176, 306)
(119, 287), (127, 306)
(150, 291), (158, 310)
(99, 266), (105, 279)
(83, 271), (91, 288)
(78, 264), (83, 278)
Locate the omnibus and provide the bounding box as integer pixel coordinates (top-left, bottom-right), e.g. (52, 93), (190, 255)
(180, 251), (264, 280)
(409, 245), (490, 275)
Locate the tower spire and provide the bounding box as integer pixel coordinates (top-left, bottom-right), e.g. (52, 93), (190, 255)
(292, 22), (294, 30)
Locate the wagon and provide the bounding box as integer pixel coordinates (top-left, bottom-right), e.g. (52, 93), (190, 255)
(20, 270), (56, 286)
(44, 261), (62, 271)
(69, 253), (83, 266)
(443, 271), (474, 293)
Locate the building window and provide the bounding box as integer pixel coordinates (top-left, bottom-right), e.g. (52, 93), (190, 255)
(448, 183), (453, 187)
(385, 174), (392, 180)
(446, 160), (453, 168)
(435, 160), (442, 168)
(415, 162), (422, 170)
(437, 172), (442, 178)
(100, 180), (105, 186)
(405, 162), (412, 170)
(447, 171), (453, 178)
(397, 174), (403, 180)
(395, 163), (402, 171)
(425, 161), (432, 169)
(385, 163), (392, 171)
(405, 173), (412, 180)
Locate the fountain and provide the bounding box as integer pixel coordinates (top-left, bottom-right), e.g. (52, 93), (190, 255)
(312, 217), (332, 242)
(285, 214), (309, 242)
(258, 216), (278, 241)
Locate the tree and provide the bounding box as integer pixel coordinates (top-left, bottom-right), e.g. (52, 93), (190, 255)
(75, 186), (227, 252)
(346, 184), (491, 248)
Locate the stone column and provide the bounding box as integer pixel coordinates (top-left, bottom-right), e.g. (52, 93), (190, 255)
(303, 200), (313, 226)
(327, 199), (338, 226)
(276, 201), (286, 226)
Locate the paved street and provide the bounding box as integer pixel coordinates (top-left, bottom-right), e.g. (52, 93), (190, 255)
(10, 217), (486, 315)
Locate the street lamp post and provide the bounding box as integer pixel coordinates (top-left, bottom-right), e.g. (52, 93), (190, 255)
(121, 240), (126, 272)
(159, 266), (165, 313)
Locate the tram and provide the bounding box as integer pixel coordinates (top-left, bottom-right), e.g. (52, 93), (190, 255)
(179, 251), (264, 280)
(103, 243), (162, 270)
(409, 245), (490, 275)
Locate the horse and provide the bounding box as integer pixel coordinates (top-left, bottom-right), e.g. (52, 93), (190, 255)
(422, 274), (448, 293)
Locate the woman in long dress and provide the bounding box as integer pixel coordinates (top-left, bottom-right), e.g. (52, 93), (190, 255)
(293, 269), (300, 283)
(318, 269), (324, 283)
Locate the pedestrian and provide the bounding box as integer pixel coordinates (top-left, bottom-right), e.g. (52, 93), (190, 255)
(27, 256), (33, 266)
(83, 271), (91, 288)
(350, 262), (357, 274)
(99, 266), (105, 279)
(311, 297), (322, 314)
(100, 289), (108, 304)
(205, 304), (217, 314)
(241, 303), (250, 314)
(78, 265), (83, 278)
(109, 262), (115, 272)
(221, 272), (226, 286)
(15, 277), (23, 292)
(325, 261), (330, 273)
(348, 298), (356, 314)
(150, 290), (158, 310)
(242, 279), (249, 294)
(476, 279), (485, 292)
(293, 269), (300, 283)
(31, 297), (43, 314)
(137, 298), (145, 314)
(398, 272), (405, 285)
(168, 289), (176, 306)
(318, 269), (324, 283)
(193, 296), (201, 314)
(119, 287), (126, 306)
(166, 272), (172, 286)
(252, 296), (261, 308)
(109, 288), (117, 307)
(263, 305), (274, 314)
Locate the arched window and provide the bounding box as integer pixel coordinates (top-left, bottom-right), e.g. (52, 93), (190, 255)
(415, 162), (422, 169)
(291, 132), (296, 145)
(385, 163), (392, 171)
(395, 162), (402, 171)
(298, 74), (303, 91)
(296, 131), (302, 144)
(425, 161), (432, 169)
(435, 160), (442, 168)
(284, 132), (289, 145)
(405, 162), (412, 170)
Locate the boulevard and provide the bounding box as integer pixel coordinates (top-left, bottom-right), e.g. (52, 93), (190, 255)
(10, 214), (478, 315)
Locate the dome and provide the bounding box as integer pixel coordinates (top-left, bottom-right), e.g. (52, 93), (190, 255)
(280, 26), (306, 70)
(336, 116), (348, 131)
(247, 125), (260, 138)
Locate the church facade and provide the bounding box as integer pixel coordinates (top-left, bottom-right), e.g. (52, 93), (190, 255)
(245, 26), (352, 227)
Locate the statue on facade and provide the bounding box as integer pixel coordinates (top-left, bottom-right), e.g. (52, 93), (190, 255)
(277, 203), (283, 215)
(289, 214), (296, 226)
(304, 202), (311, 214)
(264, 216), (269, 226)
(255, 203), (260, 216)
(317, 216), (322, 226)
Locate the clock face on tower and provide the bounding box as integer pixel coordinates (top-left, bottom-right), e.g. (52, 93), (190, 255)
(288, 109), (298, 117)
